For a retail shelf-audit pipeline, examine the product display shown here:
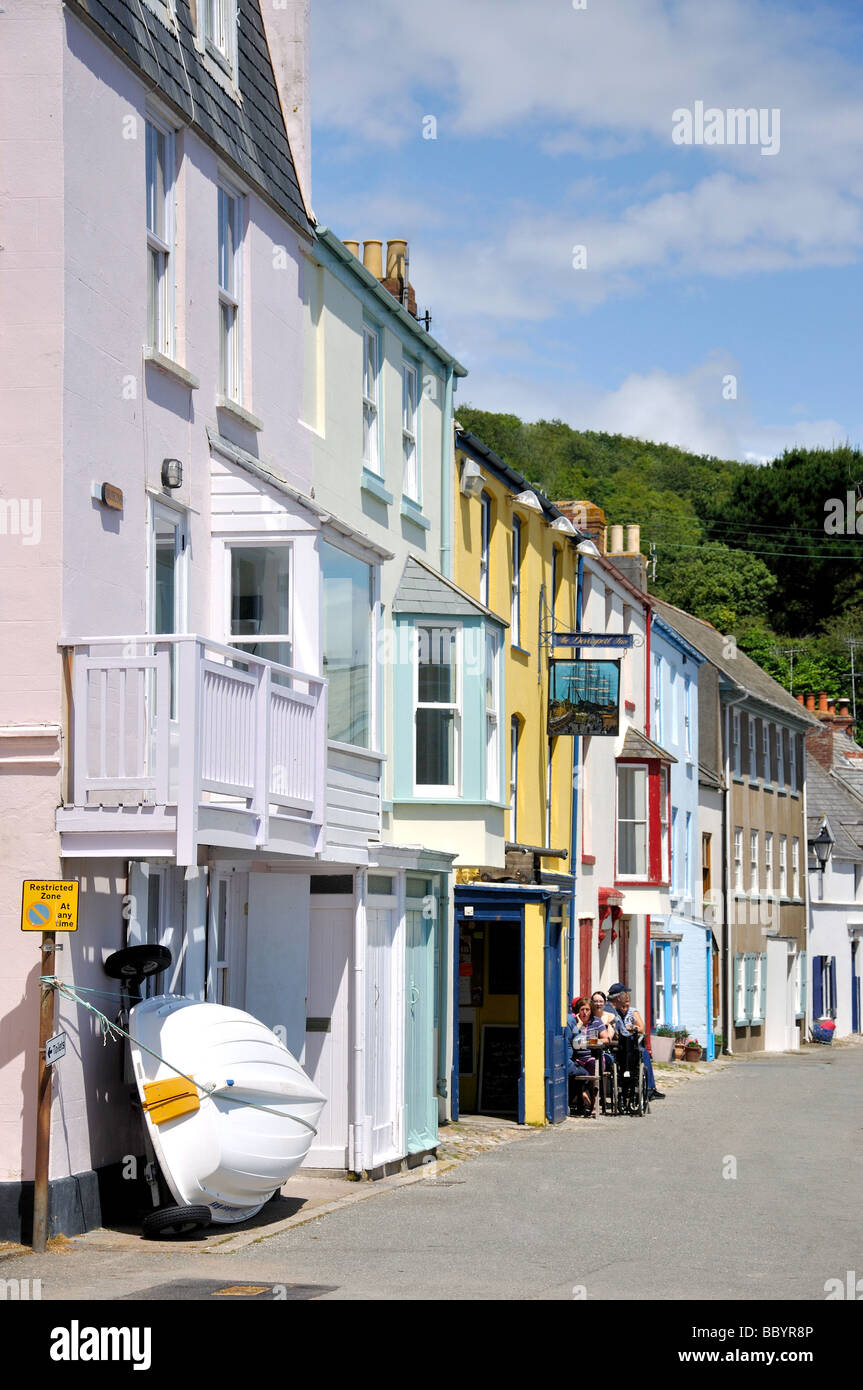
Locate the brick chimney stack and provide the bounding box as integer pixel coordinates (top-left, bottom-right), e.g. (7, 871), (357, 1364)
(554, 501), (606, 550)
(805, 692), (860, 768)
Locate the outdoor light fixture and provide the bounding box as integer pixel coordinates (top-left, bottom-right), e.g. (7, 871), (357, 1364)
(459, 458), (484, 498)
(161, 458), (183, 489)
(551, 515), (578, 536)
(576, 538), (601, 557)
(512, 488), (544, 512)
(808, 823), (834, 873)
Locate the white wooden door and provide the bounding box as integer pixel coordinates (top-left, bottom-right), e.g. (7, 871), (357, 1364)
(246, 874), (310, 1057)
(304, 897), (352, 1167)
(365, 905), (400, 1165)
(765, 938), (789, 1052)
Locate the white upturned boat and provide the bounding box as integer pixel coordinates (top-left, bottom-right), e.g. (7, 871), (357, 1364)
(129, 995), (326, 1225)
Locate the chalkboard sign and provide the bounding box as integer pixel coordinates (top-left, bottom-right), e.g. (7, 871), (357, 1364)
(477, 1024), (520, 1116)
(458, 1018), (475, 1075)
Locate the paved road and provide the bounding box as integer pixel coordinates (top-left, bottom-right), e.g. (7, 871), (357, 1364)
(6, 1046), (863, 1300)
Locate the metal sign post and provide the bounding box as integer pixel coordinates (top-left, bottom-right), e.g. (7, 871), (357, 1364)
(21, 879), (79, 1252)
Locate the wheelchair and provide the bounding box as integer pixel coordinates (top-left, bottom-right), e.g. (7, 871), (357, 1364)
(601, 1030), (650, 1117)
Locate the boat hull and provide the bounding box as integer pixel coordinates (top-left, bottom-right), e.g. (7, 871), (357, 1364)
(129, 996), (326, 1224)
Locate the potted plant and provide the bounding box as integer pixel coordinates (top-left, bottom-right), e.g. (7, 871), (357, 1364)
(673, 1028), (689, 1060)
(651, 1026), (676, 1063)
(684, 1037), (703, 1062)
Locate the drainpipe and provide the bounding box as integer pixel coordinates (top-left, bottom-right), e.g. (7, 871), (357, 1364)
(351, 869), (368, 1174)
(440, 365), (455, 580)
(722, 691), (748, 1056)
(568, 551), (584, 1001)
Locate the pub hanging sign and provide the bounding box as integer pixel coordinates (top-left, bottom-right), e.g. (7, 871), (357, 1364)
(548, 658), (621, 737)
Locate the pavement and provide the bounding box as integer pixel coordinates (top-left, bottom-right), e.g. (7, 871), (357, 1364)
(3, 1040), (861, 1300)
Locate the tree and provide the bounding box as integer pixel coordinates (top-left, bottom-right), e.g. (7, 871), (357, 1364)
(651, 544), (777, 632)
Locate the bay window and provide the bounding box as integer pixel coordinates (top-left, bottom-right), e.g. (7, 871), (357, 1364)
(229, 545), (292, 669)
(415, 625), (460, 791)
(322, 542), (373, 749)
(485, 628), (500, 801)
(617, 765), (648, 877)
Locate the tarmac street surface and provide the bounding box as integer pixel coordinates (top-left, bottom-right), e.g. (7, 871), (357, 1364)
(3, 1045), (861, 1301)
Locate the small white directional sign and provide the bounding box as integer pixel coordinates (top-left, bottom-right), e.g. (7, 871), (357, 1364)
(45, 1033), (67, 1066)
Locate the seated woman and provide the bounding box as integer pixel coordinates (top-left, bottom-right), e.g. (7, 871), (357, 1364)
(568, 996), (611, 1117)
(590, 990), (618, 1032)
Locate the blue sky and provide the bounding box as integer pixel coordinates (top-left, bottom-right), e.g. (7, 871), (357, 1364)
(309, 0), (863, 462)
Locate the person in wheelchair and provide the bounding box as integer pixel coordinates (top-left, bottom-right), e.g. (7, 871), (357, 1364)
(566, 997), (610, 1117)
(606, 982), (665, 1101)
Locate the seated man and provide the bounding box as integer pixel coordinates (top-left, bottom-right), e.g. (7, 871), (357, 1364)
(606, 982), (665, 1100)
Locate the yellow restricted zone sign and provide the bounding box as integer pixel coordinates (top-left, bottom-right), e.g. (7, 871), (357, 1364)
(21, 880), (79, 932)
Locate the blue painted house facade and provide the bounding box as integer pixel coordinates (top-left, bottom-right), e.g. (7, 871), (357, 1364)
(649, 612), (715, 1058)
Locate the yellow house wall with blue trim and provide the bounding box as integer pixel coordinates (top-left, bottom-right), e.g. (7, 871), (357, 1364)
(454, 448), (579, 1123)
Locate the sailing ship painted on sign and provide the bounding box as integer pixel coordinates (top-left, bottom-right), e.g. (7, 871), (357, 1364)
(547, 659), (621, 736)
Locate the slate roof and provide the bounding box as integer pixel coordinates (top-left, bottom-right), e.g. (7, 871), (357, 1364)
(392, 556), (507, 623)
(68, 0), (312, 235)
(806, 758), (863, 863)
(698, 761), (724, 789)
(650, 598), (818, 727)
(619, 726), (677, 763)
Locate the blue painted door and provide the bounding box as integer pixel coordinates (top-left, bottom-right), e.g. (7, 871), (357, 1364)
(545, 909), (567, 1123)
(852, 942), (860, 1033)
(405, 900), (437, 1153)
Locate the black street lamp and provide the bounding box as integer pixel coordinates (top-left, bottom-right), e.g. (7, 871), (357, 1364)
(808, 823), (834, 874)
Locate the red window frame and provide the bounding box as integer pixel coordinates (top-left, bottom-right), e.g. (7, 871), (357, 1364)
(615, 757), (670, 886)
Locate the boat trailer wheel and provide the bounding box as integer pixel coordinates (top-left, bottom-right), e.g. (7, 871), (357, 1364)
(141, 1204), (212, 1238)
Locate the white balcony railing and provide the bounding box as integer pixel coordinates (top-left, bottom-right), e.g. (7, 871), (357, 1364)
(58, 635), (327, 863)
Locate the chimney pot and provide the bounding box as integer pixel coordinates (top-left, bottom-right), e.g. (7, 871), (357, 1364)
(386, 239), (408, 282)
(362, 240), (383, 278)
(344, 239), (360, 258)
(805, 694), (816, 711)
(626, 524), (641, 553)
(818, 691), (830, 713)
(796, 694), (804, 705)
(609, 524), (624, 554)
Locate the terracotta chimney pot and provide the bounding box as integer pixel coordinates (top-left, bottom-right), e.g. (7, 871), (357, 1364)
(362, 240), (383, 278)
(344, 240), (360, 257)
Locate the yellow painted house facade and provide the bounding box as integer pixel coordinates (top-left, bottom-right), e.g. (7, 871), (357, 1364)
(451, 430), (583, 1125)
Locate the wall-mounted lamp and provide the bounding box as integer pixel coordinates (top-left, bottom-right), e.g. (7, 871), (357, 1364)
(161, 458), (183, 489)
(512, 488), (544, 513)
(808, 823), (834, 874)
(459, 458), (484, 498)
(551, 515), (577, 536)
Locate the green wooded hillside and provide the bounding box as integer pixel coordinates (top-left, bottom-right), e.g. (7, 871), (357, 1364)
(456, 406), (863, 705)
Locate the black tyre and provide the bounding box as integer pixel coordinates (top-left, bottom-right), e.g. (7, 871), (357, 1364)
(141, 1204), (211, 1238)
(636, 1064), (649, 1116)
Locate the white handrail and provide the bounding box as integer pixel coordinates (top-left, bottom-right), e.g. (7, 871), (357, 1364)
(59, 634), (325, 689)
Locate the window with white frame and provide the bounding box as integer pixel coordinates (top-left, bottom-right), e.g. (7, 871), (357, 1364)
(670, 943), (680, 1023)
(792, 836), (800, 898)
(762, 720), (771, 783)
(789, 733), (798, 791)
(201, 0), (237, 70)
(510, 715), (520, 842)
(402, 359), (419, 500)
(764, 831), (774, 891)
(415, 625), (460, 791)
(749, 829), (759, 894)
(684, 679), (692, 758)
(776, 726), (785, 786)
(479, 492), (492, 609)
(362, 325), (381, 474)
(618, 764), (648, 877)
(485, 628), (500, 801)
(229, 544), (292, 670)
(670, 806), (678, 890)
(511, 517), (522, 647)
(734, 954), (747, 1023)
(748, 715), (757, 779)
(732, 708), (742, 776)
(734, 827), (744, 892)
(751, 952), (766, 1023)
(322, 542), (373, 749)
(146, 119), (174, 357)
(779, 834), (788, 896)
(794, 950), (806, 1018)
(660, 766), (669, 879)
(684, 811), (692, 897)
(653, 654), (662, 743)
(218, 184), (242, 401)
(653, 941), (665, 1023)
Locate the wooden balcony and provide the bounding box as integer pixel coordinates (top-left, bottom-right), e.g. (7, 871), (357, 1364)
(56, 636), (328, 864)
